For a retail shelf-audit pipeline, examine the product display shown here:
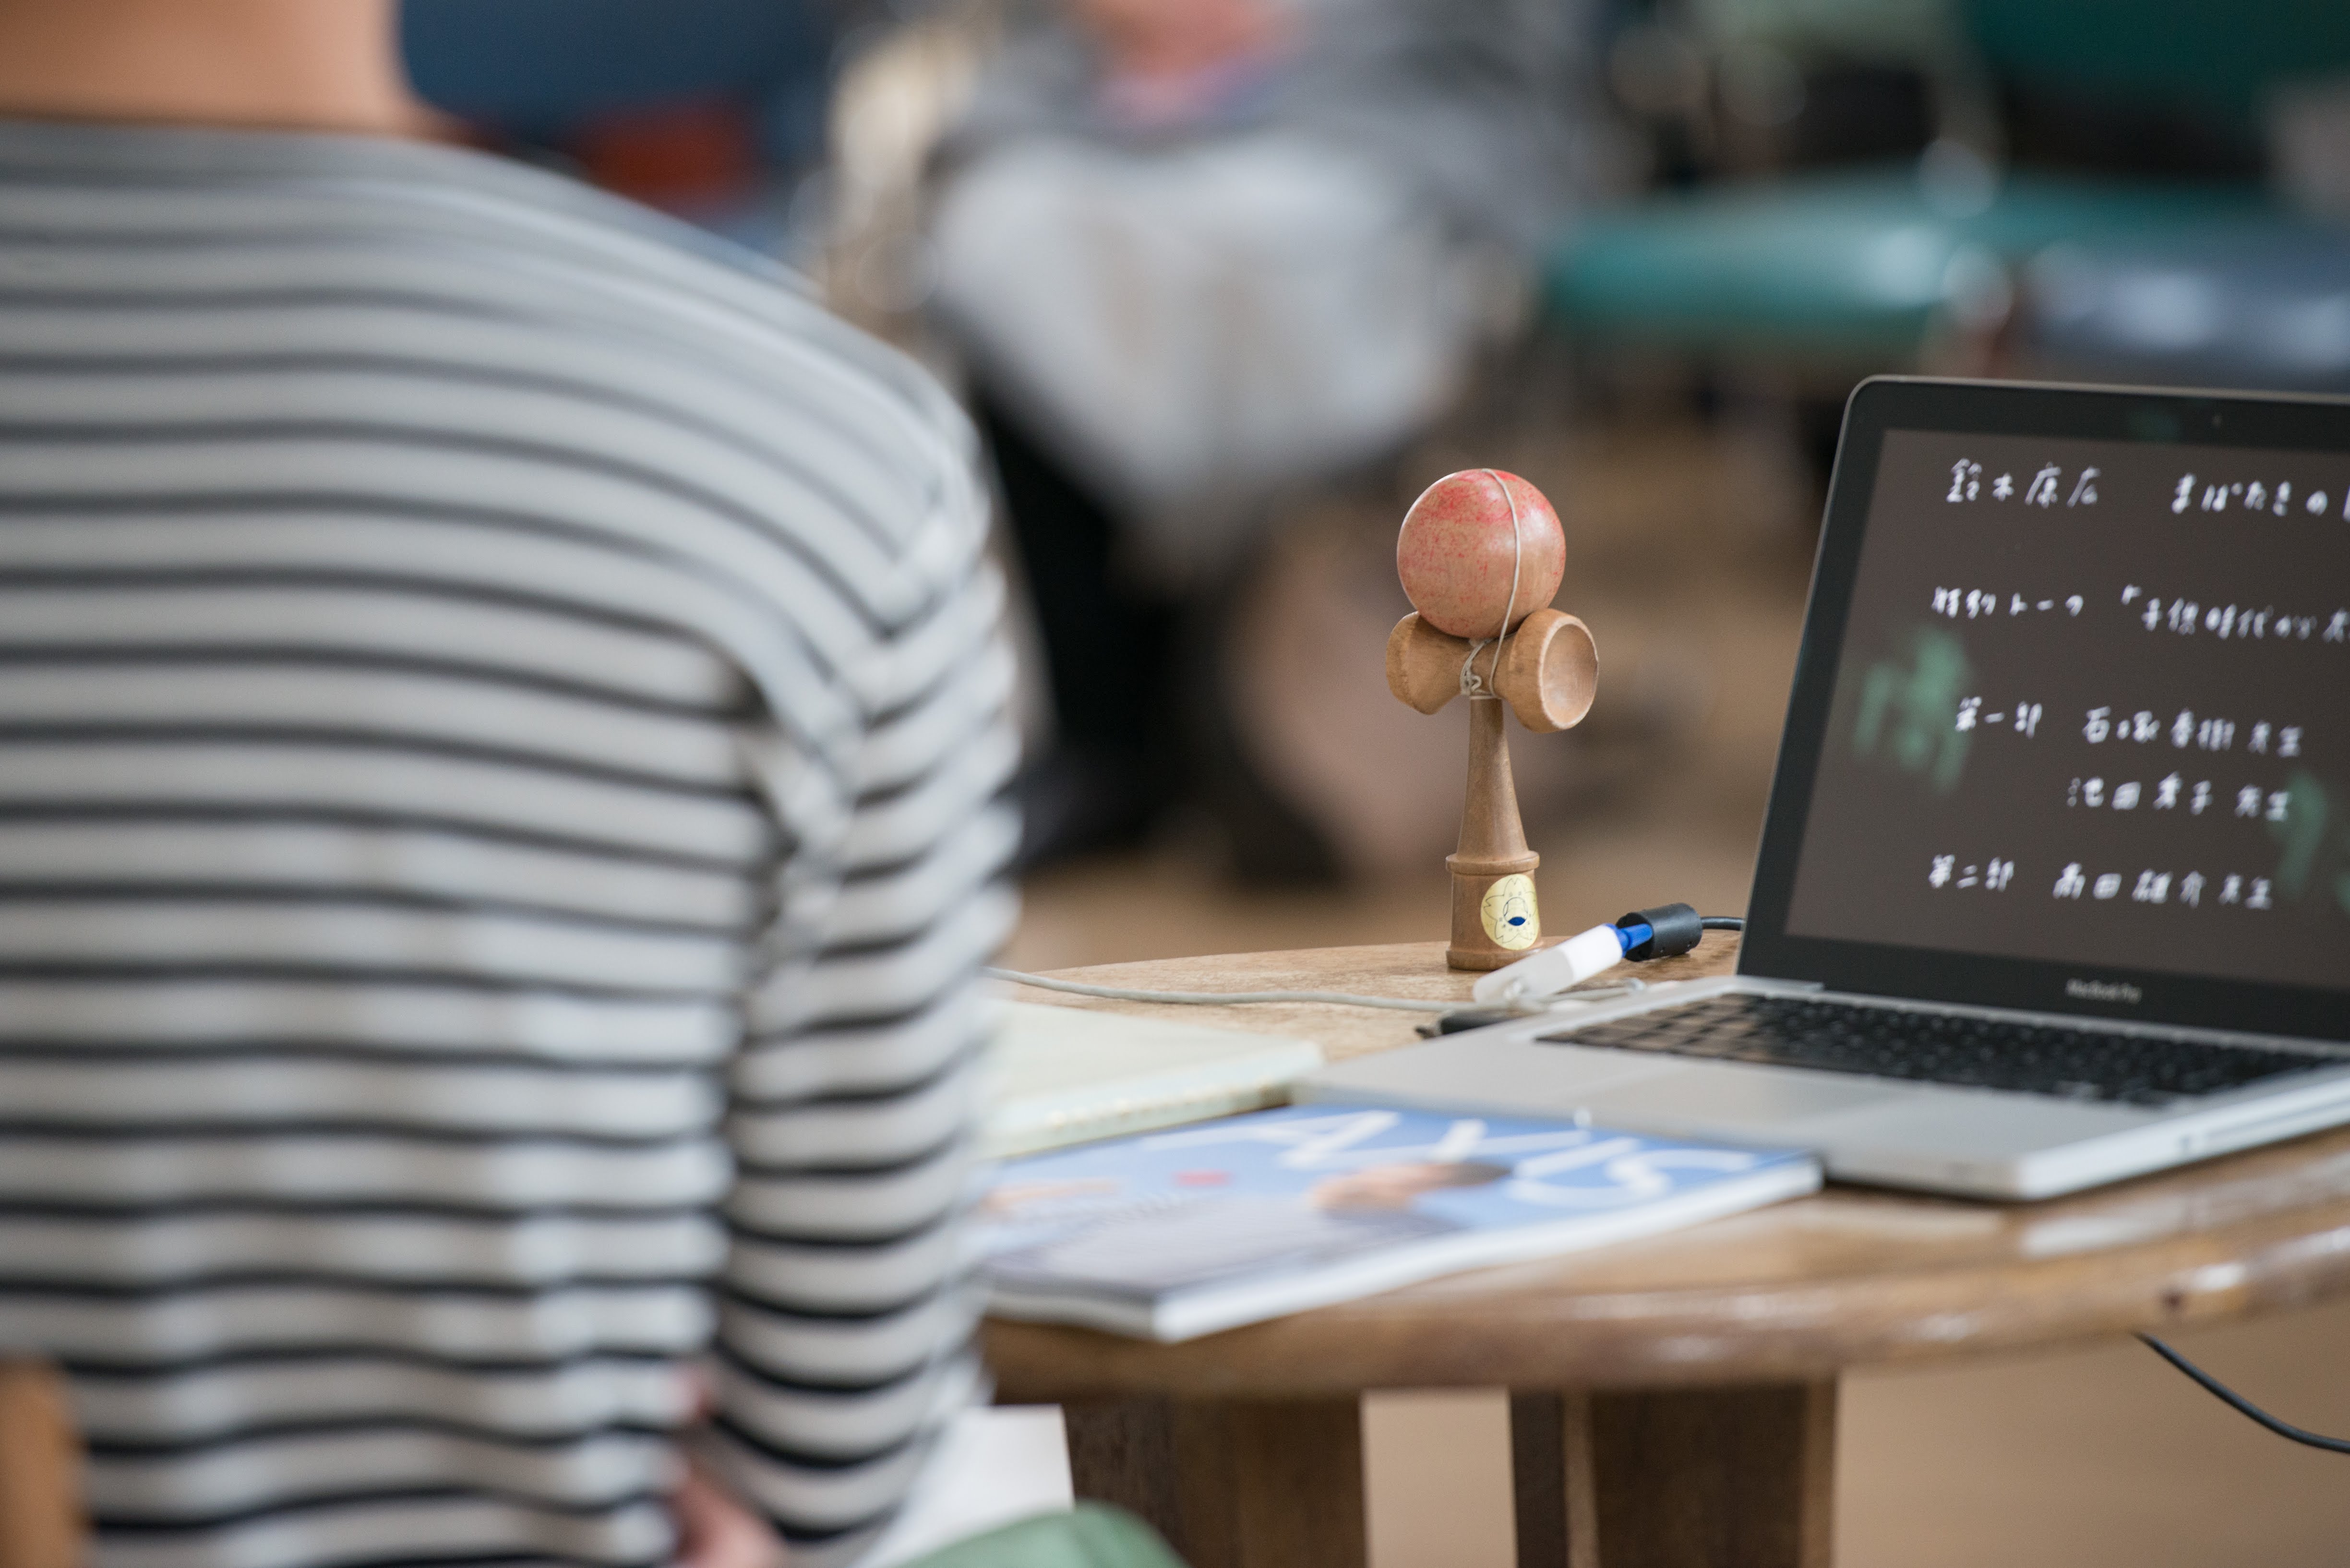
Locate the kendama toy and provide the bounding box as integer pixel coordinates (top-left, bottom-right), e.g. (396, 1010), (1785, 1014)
(1386, 469), (1596, 970)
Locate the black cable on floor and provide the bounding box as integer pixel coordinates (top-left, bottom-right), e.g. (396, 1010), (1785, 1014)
(2140, 1334), (2350, 1454)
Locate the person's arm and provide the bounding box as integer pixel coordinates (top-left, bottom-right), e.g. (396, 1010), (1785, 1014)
(700, 544), (1020, 1567)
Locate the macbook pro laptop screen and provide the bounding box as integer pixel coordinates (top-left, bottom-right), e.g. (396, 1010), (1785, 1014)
(1745, 381), (2350, 1037)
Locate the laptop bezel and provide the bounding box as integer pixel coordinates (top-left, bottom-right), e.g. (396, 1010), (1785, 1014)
(1738, 375), (2350, 1042)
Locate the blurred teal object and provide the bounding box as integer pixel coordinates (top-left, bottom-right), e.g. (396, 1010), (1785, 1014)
(1546, 0), (2350, 372)
(1968, 0), (2350, 126)
(1548, 168), (2272, 363)
(896, 1506), (1187, 1568)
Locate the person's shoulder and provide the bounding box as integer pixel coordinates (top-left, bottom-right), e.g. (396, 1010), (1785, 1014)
(352, 135), (964, 431)
(0, 116), (790, 295)
(0, 118), (987, 618)
(0, 117), (962, 440)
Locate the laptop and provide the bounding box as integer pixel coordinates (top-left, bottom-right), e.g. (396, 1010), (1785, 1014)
(1304, 377), (2350, 1198)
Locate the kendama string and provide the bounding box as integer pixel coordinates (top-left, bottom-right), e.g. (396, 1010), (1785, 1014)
(1457, 468), (1525, 700)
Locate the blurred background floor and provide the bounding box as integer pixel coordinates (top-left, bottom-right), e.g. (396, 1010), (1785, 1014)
(1004, 415), (2350, 1568)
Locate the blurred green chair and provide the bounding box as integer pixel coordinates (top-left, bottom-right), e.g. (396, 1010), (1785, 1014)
(898, 1505), (1188, 1568)
(1548, 0), (2350, 374)
(1551, 168), (2271, 367)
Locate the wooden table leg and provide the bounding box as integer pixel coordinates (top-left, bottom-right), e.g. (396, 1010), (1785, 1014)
(1065, 1396), (1367, 1568)
(1510, 1382), (1834, 1568)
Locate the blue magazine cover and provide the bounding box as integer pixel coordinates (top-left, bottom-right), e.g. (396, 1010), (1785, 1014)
(977, 1104), (1820, 1341)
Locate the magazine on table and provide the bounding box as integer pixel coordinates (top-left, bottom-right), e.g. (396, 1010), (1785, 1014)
(976, 1104), (1822, 1341)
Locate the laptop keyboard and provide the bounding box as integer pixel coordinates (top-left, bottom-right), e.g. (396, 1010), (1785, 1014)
(1540, 994), (2334, 1107)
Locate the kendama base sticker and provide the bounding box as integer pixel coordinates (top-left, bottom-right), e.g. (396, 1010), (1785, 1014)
(1480, 874), (1539, 949)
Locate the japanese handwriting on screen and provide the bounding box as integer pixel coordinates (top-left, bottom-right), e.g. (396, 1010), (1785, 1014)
(1932, 588), (2084, 621)
(1954, 697), (2043, 737)
(2121, 586), (2347, 644)
(2065, 774), (2294, 820)
(2048, 763), (2327, 923)
(2078, 707), (2302, 755)
(2171, 473), (2341, 517)
(1928, 854), (2014, 891)
(1899, 448), (2343, 930)
(2052, 864), (2272, 910)
(1947, 461), (2098, 507)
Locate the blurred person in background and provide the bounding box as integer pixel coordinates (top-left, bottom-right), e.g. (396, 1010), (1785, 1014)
(0, 2), (1016, 1566)
(398, 0), (839, 256)
(926, 0), (1596, 865)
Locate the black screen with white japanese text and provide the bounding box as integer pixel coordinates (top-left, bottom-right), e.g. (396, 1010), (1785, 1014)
(1785, 429), (2350, 993)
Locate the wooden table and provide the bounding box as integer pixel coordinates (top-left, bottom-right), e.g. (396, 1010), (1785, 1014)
(984, 939), (2350, 1568)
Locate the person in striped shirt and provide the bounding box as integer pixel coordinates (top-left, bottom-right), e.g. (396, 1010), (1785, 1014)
(0, 4), (1017, 1566)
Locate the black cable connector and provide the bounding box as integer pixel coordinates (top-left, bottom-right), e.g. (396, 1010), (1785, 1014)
(2140, 1334), (2350, 1454)
(1614, 905), (1742, 961)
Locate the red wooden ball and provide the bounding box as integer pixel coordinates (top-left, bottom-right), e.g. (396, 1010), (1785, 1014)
(1395, 469), (1565, 639)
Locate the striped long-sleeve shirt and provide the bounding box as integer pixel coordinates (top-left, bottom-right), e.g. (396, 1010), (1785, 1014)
(0, 119), (1017, 1568)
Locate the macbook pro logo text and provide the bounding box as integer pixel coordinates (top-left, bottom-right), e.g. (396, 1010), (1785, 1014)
(2066, 978), (2143, 1005)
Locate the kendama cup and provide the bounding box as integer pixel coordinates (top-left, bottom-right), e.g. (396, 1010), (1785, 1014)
(1386, 469), (1597, 970)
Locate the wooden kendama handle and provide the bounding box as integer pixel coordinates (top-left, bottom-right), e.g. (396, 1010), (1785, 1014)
(1385, 608), (1600, 969)
(1384, 610), (1597, 732)
(1449, 695), (1538, 969)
